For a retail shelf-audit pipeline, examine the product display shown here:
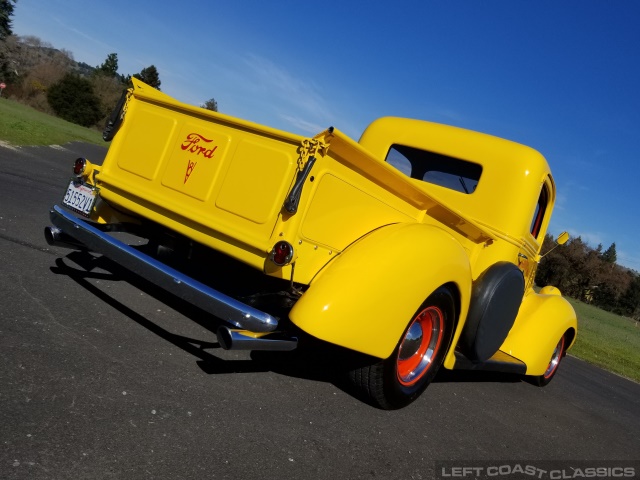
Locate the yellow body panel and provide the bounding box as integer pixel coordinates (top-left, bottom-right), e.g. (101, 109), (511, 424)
(290, 223), (472, 359)
(500, 289), (577, 375)
(300, 173), (415, 248)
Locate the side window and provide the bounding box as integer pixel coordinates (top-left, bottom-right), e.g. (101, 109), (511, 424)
(385, 144), (482, 194)
(530, 183), (550, 238)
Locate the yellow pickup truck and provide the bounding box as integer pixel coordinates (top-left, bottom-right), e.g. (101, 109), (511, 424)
(46, 79), (577, 409)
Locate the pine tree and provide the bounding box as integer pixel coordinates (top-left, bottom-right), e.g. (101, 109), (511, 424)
(201, 98), (218, 112)
(0, 0), (17, 41)
(0, 0), (17, 82)
(133, 65), (161, 90)
(601, 243), (617, 264)
(97, 53), (119, 77)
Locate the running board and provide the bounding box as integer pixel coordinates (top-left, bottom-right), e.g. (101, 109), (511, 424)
(454, 350), (527, 375)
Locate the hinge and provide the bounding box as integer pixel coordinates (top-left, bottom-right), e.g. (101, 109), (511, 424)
(283, 137), (328, 215)
(102, 89), (132, 141)
(297, 137), (329, 168)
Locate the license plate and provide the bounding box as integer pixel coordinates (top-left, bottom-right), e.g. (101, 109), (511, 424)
(62, 180), (97, 216)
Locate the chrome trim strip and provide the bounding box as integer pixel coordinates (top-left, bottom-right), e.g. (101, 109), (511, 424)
(49, 205), (279, 333)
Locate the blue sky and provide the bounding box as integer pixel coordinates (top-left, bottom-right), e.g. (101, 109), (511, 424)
(13, 1), (640, 271)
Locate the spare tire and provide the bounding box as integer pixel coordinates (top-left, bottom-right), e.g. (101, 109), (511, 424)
(459, 262), (524, 362)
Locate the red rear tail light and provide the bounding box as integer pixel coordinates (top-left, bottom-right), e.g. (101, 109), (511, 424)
(270, 241), (294, 266)
(73, 158), (87, 176)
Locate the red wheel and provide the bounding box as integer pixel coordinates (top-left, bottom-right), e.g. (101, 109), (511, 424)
(396, 306), (445, 386)
(530, 334), (566, 387)
(349, 287), (455, 409)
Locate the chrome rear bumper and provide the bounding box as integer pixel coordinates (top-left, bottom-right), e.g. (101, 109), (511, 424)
(46, 205), (280, 334)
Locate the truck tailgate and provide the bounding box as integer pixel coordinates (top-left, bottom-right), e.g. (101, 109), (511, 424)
(97, 80), (304, 259)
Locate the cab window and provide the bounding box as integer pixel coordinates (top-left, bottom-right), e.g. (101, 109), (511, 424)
(530, 183), (550, 238)
(386, 144), (482, 194)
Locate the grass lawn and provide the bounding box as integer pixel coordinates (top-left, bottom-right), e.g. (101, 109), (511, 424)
(567, 297), (640, 383)
(0, 98), (104, 146)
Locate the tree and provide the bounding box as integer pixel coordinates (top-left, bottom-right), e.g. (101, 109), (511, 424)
(0, 0), (17, 82)
(536, 232), (635, 314)
(133, 65), (161, 90)
(618, 274), (640, 319)
(18, 51), (73, 111)
(0, 33), (16, 82)
(601, 242), (617, 264)
(536, 234), (570, 289)
(91, 52), (128, 124)
(201, 98), (218, 112)
(96, 53), (118, 77)
(47, 73), (102, 127)
(0, 0), (17, 41)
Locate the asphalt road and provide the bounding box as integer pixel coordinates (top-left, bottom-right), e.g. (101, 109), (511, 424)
(1, 143), (639, 480)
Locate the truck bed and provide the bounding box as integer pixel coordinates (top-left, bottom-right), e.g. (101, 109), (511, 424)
(93, 80), (490, 285)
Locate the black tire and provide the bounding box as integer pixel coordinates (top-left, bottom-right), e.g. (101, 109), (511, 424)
(349, 287), (456, 409)
(530, 334), (566, 387)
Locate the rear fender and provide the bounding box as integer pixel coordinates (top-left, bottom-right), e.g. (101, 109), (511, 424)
(289, 223), (472, 359)
(499, 289), (577, 375)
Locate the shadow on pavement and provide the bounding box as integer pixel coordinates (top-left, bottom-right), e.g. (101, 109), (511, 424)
(50, 250), (525, 407)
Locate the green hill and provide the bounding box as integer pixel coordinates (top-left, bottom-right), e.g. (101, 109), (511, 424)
(568, 298), (640, 382)
(0, 98), (103, 146)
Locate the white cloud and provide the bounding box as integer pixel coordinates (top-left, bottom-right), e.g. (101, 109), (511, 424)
(277, 114), (326, 136)
(240, 54), (337, 131)
(65, 25), (115, 53)
(617, 250), (640, 273)
(554, 192), (568, 211)
(566, 228), (605, 248)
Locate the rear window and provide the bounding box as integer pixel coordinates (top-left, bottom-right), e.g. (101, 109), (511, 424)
(386, 144), (482, 194)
